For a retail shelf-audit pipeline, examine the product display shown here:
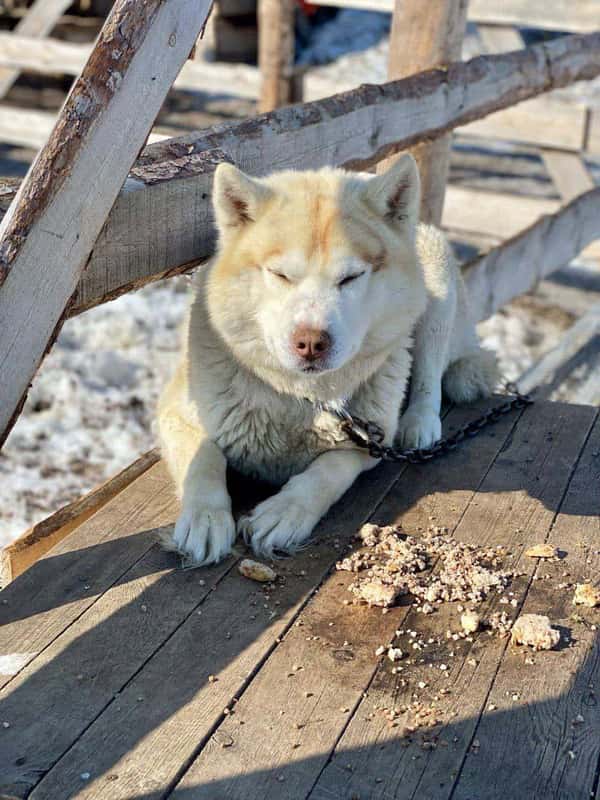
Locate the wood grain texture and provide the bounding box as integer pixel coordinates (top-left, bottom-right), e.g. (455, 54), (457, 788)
(310, 402), (596, 800)
(171, 402), (524, 799)
(0, 449), (159, 586)
(380, 0), (468, 225)
(0, 462), (175, 692)
(258, 0), (297, 112)
(454, 409), (600, 800)
(0, 0), (214, 447)
(68, 32), (600, 317)
(463, 187), (600, 323)
(24, 455), (414, 799)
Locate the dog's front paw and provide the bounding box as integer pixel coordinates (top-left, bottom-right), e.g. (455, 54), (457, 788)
(397, 404), (441, 450)
(169, 504), (236, 566)
(238, 492), (320, 558)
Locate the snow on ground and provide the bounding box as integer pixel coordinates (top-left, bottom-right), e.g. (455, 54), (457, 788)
(0, 277), (191, 546)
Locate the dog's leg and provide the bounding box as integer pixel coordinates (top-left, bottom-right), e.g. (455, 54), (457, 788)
(396, 311), (452, 449)
(397, 225), (456, 450)
(159, 407), (235, 565)
(239, 449), (377, 558)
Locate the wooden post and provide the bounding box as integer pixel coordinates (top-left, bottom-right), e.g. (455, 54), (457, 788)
(0, 0), (215, 448)
(380, 0), (469, 225)
(258, 0), (299, 112)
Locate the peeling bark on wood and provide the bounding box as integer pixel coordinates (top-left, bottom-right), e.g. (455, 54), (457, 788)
(0, 0), (215, 447)
(73, 32), (600, 315)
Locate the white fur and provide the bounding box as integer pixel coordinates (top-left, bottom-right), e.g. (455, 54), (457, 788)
(158, 158), (498, 565)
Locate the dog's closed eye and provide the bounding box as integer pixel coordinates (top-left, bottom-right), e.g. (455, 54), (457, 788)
(338, 271), (365, 288)
(267, 269), (291, 283)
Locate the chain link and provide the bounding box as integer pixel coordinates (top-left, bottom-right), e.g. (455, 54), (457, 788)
(337, 384), (533, 464)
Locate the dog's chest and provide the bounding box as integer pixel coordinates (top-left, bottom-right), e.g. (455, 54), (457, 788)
(212, 384), (345, 484)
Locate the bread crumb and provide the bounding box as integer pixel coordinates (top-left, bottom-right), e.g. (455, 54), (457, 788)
(525, 544), (558, 559)
(572, 583), (600, 608)
(238, 559), (277, 583)
(460, 610), (480, 634)
(511, 614), (560, 651)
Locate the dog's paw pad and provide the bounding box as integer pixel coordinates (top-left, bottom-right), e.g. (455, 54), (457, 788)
(169, 505), (236, 566)
(397, 406), (441, 450)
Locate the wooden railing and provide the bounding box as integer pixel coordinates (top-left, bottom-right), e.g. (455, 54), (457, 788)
(0, 7), (599, 445)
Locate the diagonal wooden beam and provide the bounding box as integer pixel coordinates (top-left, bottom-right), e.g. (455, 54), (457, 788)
(0, 0), (215, 448)
(0, 0), (74, 100)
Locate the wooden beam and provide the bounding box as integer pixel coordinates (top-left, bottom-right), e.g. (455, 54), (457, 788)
(257, 0), (298, 112)
(70, 31), (600, 316)
(0, 0), (215, 448)
(0, 106), (171, 150)
(517, 302), (600, 396)
(0, 0), (73, 99)
(542, 150), (595, 204)
(0, 32), (261, 99)
(380, 0), (468, 225)
(463, 187), (600, 323)
(0, 450), (159, 586)
(308, 0), (600, 33)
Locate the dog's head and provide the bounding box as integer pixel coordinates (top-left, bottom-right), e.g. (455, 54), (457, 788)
(207, 157), (427, 399)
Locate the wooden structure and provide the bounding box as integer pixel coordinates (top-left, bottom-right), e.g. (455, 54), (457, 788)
(0, 1), (600, 797)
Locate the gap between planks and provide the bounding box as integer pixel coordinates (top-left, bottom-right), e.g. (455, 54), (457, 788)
(22, 400), (522, 799)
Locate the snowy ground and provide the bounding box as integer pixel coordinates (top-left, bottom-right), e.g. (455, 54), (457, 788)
(1, 11), (599, 548)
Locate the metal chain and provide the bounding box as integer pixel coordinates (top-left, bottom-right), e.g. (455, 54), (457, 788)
(337, 383), (534, 464)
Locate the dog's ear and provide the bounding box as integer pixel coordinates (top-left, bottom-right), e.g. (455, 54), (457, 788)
(362, 154), (420, 237)
(213, 163), (273, 234)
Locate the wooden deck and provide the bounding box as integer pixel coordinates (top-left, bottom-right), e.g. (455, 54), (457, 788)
(1, 398), (599, 800)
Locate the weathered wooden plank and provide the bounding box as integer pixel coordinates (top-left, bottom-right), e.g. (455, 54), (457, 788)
(257, 0), (297, 112)
(0, 0), (73, 99)
(443, 185), (558, 240)
(24, 455), (413, 799)
(517, 302), (600, 396)
(0, 32), (261, 99)
(542, 150), (596, 204)
(0, 0), (215, 448)
(0, 105), (171, 150)
(69, 33), (600, 317)
(309, 402), (596, 800)
(476, 23), (524, 54)
(460, 95), (587, 151)
(0, 544), (233, 799)
(308, 0), (600, 33)
(0, 449), (159, 586)
(169, 403), (525, 799)
(454, 410), (600, 800)
(380, 0), (468, 225)
(0, 462), (175, 692)
(463, 187), (600, 323)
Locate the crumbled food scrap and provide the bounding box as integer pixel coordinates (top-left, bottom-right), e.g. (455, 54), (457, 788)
(353, 580), (402, 608)
(336, 523), (511, 608)
(525, 544), (558, 559)
(238, 559), (277, 583)
(486, 611), (513, 638)
(573, 583), (600, 608)
(511, 614), (560, 651)
(461, 610), (480, 634)
(387, 647), (403, 662)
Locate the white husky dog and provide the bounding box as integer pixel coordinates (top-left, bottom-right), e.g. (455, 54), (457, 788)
(158, 155), (497, 565)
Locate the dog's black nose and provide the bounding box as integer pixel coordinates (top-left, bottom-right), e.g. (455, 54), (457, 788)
(292, 326), (331, 361)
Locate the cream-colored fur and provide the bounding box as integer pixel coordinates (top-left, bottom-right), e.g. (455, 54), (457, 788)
(158, 156), (498, 565)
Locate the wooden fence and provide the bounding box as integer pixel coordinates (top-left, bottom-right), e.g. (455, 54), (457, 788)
(0, 1), (599, 570)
